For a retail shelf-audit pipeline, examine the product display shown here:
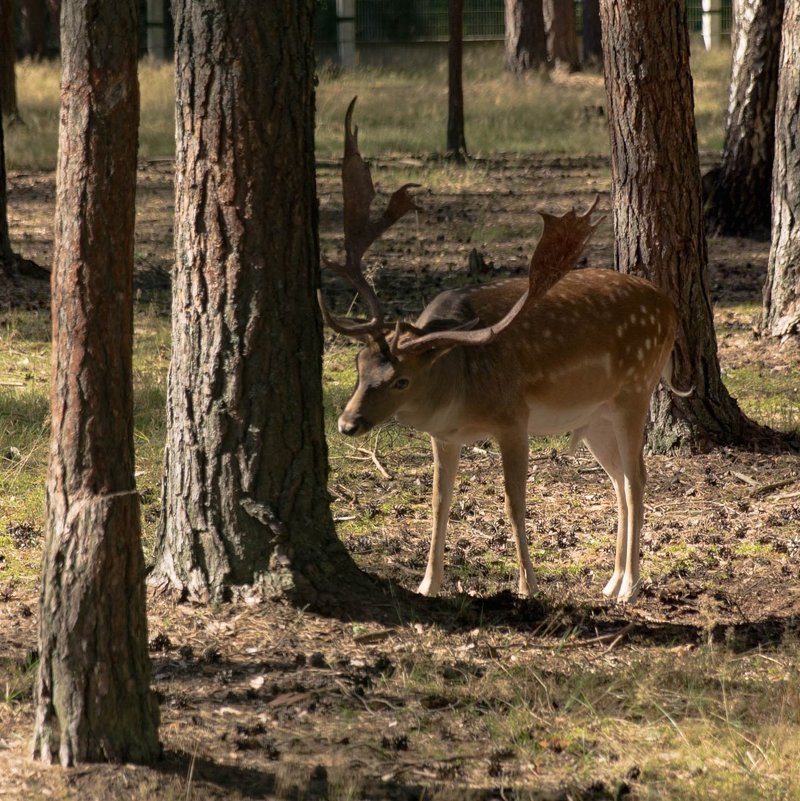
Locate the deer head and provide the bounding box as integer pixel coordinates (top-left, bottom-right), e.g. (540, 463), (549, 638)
(319, 99), (600, 436)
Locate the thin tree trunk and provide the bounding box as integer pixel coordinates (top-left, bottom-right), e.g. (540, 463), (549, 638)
(0, 0), (18, 119)
(762, 0), (800, 337)
(705, 0), (784, 238)
(0, 105), (15, 278)
(504, 0), (547, 74)
(151, 0), (358, 604)
(544, 0), (581, 72)
(32, 0), (159, 765)
(447, 0), (468, 159)
(47, 0), (61, 49)
(600, 0), (755, 450)
(582, 0), (603, 66)
(21, 0), (47, 59)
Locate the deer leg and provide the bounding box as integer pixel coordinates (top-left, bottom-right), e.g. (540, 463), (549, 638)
(609, 409), (648, 602)
(498, 432), (537, 598)
(583, 419), (628, 599)
(418, 437), (461, 596)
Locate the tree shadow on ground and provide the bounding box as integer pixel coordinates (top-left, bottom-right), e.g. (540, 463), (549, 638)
(145, 747), (619, 801)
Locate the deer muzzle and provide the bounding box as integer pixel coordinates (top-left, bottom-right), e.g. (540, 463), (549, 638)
(338, 412), (370, 437)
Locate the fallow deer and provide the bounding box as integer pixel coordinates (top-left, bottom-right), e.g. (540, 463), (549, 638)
(320, 98), (688, 603)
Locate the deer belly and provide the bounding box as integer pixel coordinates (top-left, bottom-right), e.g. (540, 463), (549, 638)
(526, 400), (609, 437)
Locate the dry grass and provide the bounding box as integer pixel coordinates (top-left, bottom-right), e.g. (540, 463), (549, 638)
(4, 46), (730, 170)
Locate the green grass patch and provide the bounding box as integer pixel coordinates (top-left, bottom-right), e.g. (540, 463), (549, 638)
(724, 365), (800, 432)
(5, 47), (729, 171)
(6, 58), (175, 170)
(0, 305), (172, 561)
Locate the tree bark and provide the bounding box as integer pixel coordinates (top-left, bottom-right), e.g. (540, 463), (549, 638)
(762, 0), (800, 337)
(151, 0), (358, 605)
(544, 0), (581, 72)
(582, 0), (603, 66)
(504, 0), (548, 74)
(0, 0), (18, 119)
(705, 0), (784, 238)
(32, 0), (159, 766)
(447, 0), (468, 159)
(600, 0), (754, 450)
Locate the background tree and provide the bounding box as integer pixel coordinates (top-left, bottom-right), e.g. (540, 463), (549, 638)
(600, 0), (754, 448)
(447, 0), (468, 158)
(544, 0), (580, 72)
(1, 77), (46, 283)
(0, 0), (18, 119)
(762, 0), (800, 337)
(704, 0), (784, 238)
(47, 0), (61, 48)
(32, 0), (159, 765)
(504, 0), (547, 75)
(0, 106), (15, 279)
(582, 0), (603, 66)
(20, 0), (47, 59)
(151, 0), (358, 604)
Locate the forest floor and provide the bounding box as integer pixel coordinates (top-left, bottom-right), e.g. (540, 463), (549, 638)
(2, 155), (800, 801)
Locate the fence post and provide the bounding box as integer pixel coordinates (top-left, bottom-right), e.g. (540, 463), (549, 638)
(336, 0), (356, 67)
(702, 0), (723, 49)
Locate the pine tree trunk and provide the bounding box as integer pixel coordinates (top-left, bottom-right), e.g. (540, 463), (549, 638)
(504, 0), (547, 74)
(544, 0), (581, 72)
(762, 0), (800, 337)
(705, 0), (784, 238)
(600, 0), (753, 450)
(151, 0), (358, 605)
(32, 0), (159, 766)
(0, 0), (18, 118)
(582, 0), (603, 66)
(0, 109), (15, 278)
(20, 0), (47, 59)
(447, 0), (468, 159)
(47, 0), (61, 48)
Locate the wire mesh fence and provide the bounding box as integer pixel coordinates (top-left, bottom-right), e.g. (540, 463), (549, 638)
(316, 0), (733, 46)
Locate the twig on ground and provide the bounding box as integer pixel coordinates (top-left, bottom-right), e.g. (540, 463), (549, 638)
(544, 621), (636, 651)
(751, 477), (797, 497)
(356, 446), (393, 480)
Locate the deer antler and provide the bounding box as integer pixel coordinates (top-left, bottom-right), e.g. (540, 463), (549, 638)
(396, 197), (601, 354)
(318, 97), (421, 339)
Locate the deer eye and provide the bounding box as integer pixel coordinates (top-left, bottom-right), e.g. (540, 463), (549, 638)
(391, 377), (410, 391)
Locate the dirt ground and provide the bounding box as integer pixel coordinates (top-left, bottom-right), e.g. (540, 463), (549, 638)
(1, 155), (800, 800)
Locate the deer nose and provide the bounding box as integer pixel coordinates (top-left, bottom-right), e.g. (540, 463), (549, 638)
(338, 415), (365, 436)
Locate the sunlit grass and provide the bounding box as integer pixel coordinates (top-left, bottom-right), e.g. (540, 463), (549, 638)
(388, 637), (800, 800)
(4, 45), (729, 171)
(316, 66), (610, 158)
(5, 57), (175, 171)
(725, 365), (800, 432)
(0, 304), (172, 562)
(692, 45), (731, 152)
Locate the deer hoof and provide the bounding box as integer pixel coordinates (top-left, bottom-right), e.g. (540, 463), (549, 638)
(517, 575), (538, 598)
(602, 572), (624, 599)
(603, 573), (640, 603)
(417, 576), (440, 596)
